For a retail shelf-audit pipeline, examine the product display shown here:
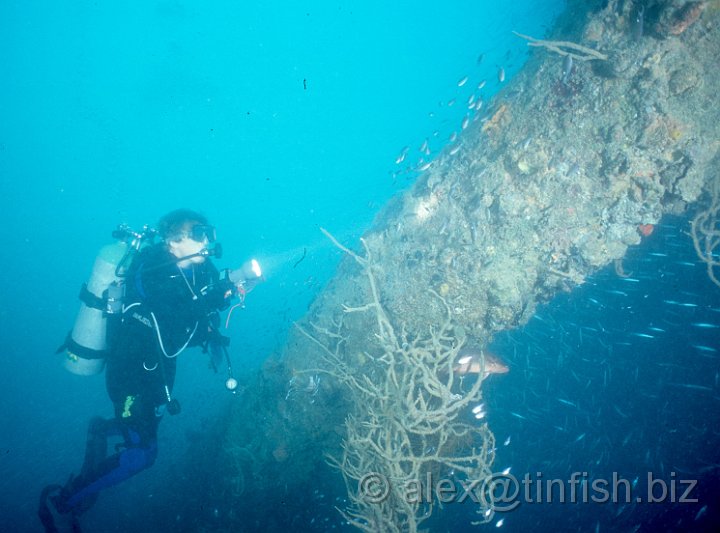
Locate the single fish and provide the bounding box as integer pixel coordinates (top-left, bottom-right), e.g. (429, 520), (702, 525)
(498, 67), (505, 83)
(696, 504), (708, 521)
(557, 398), (577, 408)
(458, 75), (469, 87)
(668, 382), (713, 392)
(662, 299), (698, 308)
(693, 345), (717, 353)
(613, 405), (630, 418)
(454, 349), (509, 380)
(605, 290), (628, 296)
(395, 146), (409, 164)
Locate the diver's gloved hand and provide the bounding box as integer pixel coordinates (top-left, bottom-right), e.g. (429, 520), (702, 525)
(201, 277), (236, 311)
(228, 259), (263, 294)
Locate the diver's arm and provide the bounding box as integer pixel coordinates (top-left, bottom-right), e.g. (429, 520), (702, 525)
(198, 262), (236, 312)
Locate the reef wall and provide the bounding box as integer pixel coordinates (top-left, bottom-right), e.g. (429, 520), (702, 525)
(217, 0), (720, 530)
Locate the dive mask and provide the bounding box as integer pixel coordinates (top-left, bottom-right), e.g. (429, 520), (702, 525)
(184, 224), (216, 243)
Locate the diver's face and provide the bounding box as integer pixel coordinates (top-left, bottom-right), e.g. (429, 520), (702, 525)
(168, 222), (209, 268)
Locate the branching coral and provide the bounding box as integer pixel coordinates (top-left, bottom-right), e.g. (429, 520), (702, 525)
(691, 176), (720, 288)
(297, 229), (496, 532)
(513, 31), (608, 61)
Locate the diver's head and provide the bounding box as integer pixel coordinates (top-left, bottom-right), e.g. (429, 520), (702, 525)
(159, 209), (216, 267)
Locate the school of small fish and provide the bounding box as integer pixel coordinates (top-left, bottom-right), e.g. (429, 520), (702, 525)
(391, 48), (511, 180)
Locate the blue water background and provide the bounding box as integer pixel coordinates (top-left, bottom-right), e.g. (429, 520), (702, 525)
(3, 1), (718, 531)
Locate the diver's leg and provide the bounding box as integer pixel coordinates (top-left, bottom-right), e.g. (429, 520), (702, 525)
(81, 417), (108, 475)
(61, 427), (158, 512)
(39, 430), (157, 532)
(55, 396), (161, 514)
(38, 415), (122, 532)
(78, 417), (122, 486)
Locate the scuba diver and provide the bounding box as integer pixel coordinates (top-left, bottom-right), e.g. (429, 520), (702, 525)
(39, 209), (261, 533)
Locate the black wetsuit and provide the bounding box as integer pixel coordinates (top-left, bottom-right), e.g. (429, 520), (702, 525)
(57, 243), (233, 513)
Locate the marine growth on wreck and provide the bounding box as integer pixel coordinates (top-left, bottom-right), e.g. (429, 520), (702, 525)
(216, 1), (720, 530)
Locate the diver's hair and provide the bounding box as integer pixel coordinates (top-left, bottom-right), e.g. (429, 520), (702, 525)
(158, 209), (208, 241)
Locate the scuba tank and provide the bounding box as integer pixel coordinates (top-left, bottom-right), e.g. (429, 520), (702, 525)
(62, 224), (156, 375)
(64, 242), (127, 375)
